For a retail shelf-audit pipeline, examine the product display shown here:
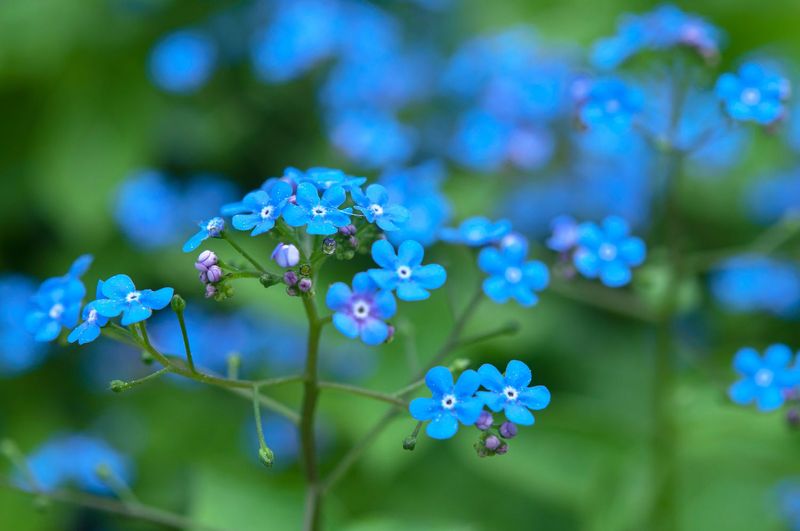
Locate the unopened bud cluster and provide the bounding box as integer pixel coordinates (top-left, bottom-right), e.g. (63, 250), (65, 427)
(473, 411), (517, 458)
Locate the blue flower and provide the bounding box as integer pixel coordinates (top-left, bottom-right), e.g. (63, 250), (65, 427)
(68, 281), (109, 345)
(710, 255), (800, 317)
(477, 360), (550, 425)
(0, 276), (48, 375)
(25, 255), (92, 342)
(546, 215), (580, 253)
(409, 366), (483, 439)
(573, 216), (646, 287)
(283, 182), (352, 235)
(715, 62), (790, 125)
(326, 272), (397, 345)
(284, 167), (366, 192)
(729, 345), (800, 412)
(149, 29), (217, 93)
(449, 109), (512, 172)
(182, 217), (225, 253)
(368, 240), (446, 301)
(577, 78), (643, 133)
(478, 238), (549, 306)
(92, 275), (174, 326)
(351, 184), (409, 231)
(440, 216), (512, 247)
(328, 110), (416, 169)
(115, 170), (182, 249)
(231, 181), (293, 236)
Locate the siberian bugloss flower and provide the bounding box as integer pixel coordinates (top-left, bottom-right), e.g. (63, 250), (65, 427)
(92, 275), (174, 326)
(577, 78), (644, 133)
(326, 272), (397, 345)
(715, 63), (790, 125)
(284, 166), (366, 192)
(68, 282), (109, 345)
(272, 243), (301, 268)
(283, 182), (352, 235)
(409, 366), (483, 439)
(368, 240), (447, 301)
(25, 255), (92, 342)
(351, 184), (409, 231)
(573, 216), (646, 288)
(546, 215), (580, 253)
(729, 345), (800, 412)
(478, 360), (550, 425)
(182, 217), (225, 253)
(440, 217), (512, 247)
(478, 237), (549, 307)
(231, 181), (293, 236)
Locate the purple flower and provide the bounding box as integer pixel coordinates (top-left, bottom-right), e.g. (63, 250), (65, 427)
(326, 272), (397, 345)
(272, 243), (301, 268)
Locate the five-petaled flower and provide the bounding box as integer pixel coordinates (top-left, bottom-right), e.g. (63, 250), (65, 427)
(182, 217), (225, 253)
(729, 344), (800, 412)
(573, 216), (646, 288)
(285, 167), (366, 192)
(68, 281), (110, 345)
(368, 240), (447, 301)
(283, 182), (352, 235)
(577, 78), (644, 133)
(92, 275), (174, 326)
(440, 216), (512, 247)
(546, 215), (580, 253)
(478, 360), (551, 425)
(326, 272), (397, 345)
(478, 237), (549, 306)
(409, 366), (483, 439)
(352, 184), (409, 231)
(715, 62), (790, 126)
(231, 181), (293, 236)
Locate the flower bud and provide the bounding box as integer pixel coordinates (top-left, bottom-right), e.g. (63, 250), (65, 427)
(272, 243), (300, 268)
(384, 325), (395, 344)
(259, 273), (280, 288)
(299, 264), (312, 277)
(206, 217), (225, 238)
(475, 411), (493, 431)
(195, 250), (218, 271)
(348, 236), (359, 248)
(286, 286), (298, 297)
(788, 409), (800, 428)
(322, 238), (337, 255)
(495, 443), (509, 455)
(484, 435), (501, 451)
(170, 294), (186, 313)
(339, 224), (356, 236)
(206, 265), (223, 284)
(258, 447), (274, 468)
(402, 436), (417, 451)
(199, 271), (208, 284)
(204, 284), (218, 299)
(499, 421), (518, 439)
(298, 278), (312, 293)
(109, 380), (126, 393)
(284, 271), (299, 286)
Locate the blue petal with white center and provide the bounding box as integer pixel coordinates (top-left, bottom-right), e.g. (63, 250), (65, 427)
(326, 272), (396, 346)
(572, 216), (646, 288)
(409, 366), (483, 439)
(182, 217), (225, 253)
(283, 182), (352, 235)
(478, 236), (548, 307)
(231, 181), (293, 236)
(728, 345), (800, 412)
(477, 360), (550, 426)
(92, 275), (174, 327)
(368, 239), (446, 301)
(352, 184), (409, 232)
(440, 217), (512, 247)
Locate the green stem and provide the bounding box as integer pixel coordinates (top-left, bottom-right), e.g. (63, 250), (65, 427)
(228, 387), (300, 424)
(317, 381), (408, 407)
(225, 271), (264, 280)
(173, 307), (196, 373)
(110, 367), (171, 392)
(221, 232), (267, 273)
(252, 385), (274, 466)
(548, 278), (658, 323)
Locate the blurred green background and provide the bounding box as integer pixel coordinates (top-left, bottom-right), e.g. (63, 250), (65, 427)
(2, 1), (800, 530)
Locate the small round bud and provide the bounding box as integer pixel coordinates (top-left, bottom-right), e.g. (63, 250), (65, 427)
(484, 435), (501, 451)
(788, 409), (800, 428)
(322, 237), (337, 255)
(199, 271), (208, 284)
(204, 284), (218, 299)
(258, 447), (274, 468)
(195, 250), (218, 271)
(286, 286), (298, 297)
(298, 278), (312, 293)
(475, 411), (493, 431)
(170, 294), (186, 313)
(449, 358), (470, 372)
(141, 350), (154, 365)
(384, 325), (395, 344)
(402, 436), (417, 451)
(272, 243), (300, 268)
(495, 443), (509, 455)
(283, 271), (299, 286)
(348, 236), (359, 248)
(206, 217), (225, 237)
(339, 224), (356, 236)
(499, 421), (518, 439)
(299, 264), (312, 277)
(109, 380), (126, 393)
(259, 274), (280, 288)
(206, 265), (223, 284)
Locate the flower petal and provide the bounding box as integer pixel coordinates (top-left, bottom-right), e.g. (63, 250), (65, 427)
(93, 299), (126, 318)
(182, 230), (207, 253)
(409, 397), (439, 421)
(102, 275), (135, 299)
(478, 391), (506, 412)
(728, 378), (757, 405)
(332, 313), (359, 339)
(371, 239), (397, 269)
(295, 182), (320, 208)
(505, 360), (532, 388)
(282, 204), (309, 227)
(756, 386), (784, 412)
(573, 248), (600, 278)
(600, 261), (632, 287)
(426, 414), (458, 440)
(139, 288), (174, 310)
(367, 269), (399, 291)
(478, 248), (505, 275)
(504, 403), (534, 425)
(482, 276), (510, 303)
(425, 366), (453, 396)
(764, 344), (792, 370)
(397, 240), (424, 267)
(733, 347), (762, 376)
(326, 283), (352, 311)
(520, 385), (550, 410)
(373, 290), (397, 319)
(321, 185), (346, 208)
(478, 363), (505, 392)
(454, 369), (480, 397)
(233, 213), (262, 231)
(413, 264), (446, 290)
(619, 237), (646, 266)
(360, 318), (389, 345)
(455, 398), (484, 425)
(397, 282), (430, 301)
(121, 302), (152, 326)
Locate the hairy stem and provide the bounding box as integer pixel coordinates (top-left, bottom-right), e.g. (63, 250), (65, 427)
(317, 381), (408, 407)
(221, 232), (267, 273)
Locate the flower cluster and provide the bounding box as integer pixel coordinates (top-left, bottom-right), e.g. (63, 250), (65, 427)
(715, 62), (791, 126)
(729, 345), (800, 412)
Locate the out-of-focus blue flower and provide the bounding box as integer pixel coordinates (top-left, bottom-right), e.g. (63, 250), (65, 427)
(149, 29), (217, 93)
(283, 182), (352, 235)
(328, 110), (416, 169)
(478, 237), (549, 306)
(505, 126), (556, 171)
(440, 217), (511, 247)
(409, 366), (483, 440)
(352, 184), (409, 231)
(182, 217), (225, 253)
(573, 216), (646, 287)
(251, 0), (340, 82)
(284, 167), (366, 193)
(715, 62), (790, 125)
(546, 215), (580, 253)
(777, 480), (800, 531)
(335, 1), (400, 62)
(231, 181), (293, 236)
(577, 78), (644, 133)
(746, 170), (800, 225)
(0, 276), (48, 375)
(477, 360), (550, 425)
(19, 435), (132, 495)
(25, 256), (92, 343)
(181, 174), (239, 225)
(449, 109), (512, 172)
(728, 345), (800, 411)
(368, 240), (446, 301)
(326, 272), (396, 345)
(68, 281), (109, 346)
(710, 255), (800, 317)
(92, 275), (173, 327)
(380, 161), (451, 247)
(115, 170), (182, 249)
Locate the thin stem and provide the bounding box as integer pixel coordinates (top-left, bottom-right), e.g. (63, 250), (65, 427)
(111, 367), (171, 392)
(227, 387), (300, 424)
(548, 279), (658, 323)
(221, 232), (267, 273)
(96, 464), (139, 506)
(252, 385), (274, 466)
(317, 381), (408, 407)
(449, 321), (520, 351)
(225, 270), (264, 281)
(173, 307), (196, 373)
(254, 374), (305, 388)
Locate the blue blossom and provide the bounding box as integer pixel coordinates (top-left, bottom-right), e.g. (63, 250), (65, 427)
(449, 109), (512, 171)
(283, 182), (352, 235)
(351, 184), (409, 231)
(478, 238), (549, 306)
(715, 63), (790, 125)
(92, 275), (174, 327)
(368, 240), (447, 301)
(231, 181), (293, 236)
(181, 174), (239, 225)
(68, 281), (109, 346)
(114, 170), (182, 249)
(182, 217), (225, 253)
(710, 255), (800, 317)
(326, 272), (396, 345)
(25, 255), (92, 342)
(746, 169), (800, 225)
(477, 360), (551, 425)
(328, 109), (416, 169)
(573, 216), (646, 287)
(149, 29), (217, 93)
(0, 276), (48, 375)
(284, 167), (366, 192)
(409, 366), (483, 440)
(729, 345), (800, 412)
(440, 217), (512, 247)
(546, 215), (580, 253)
(577, 78), (644, 133)
(777, 480), (800, 531)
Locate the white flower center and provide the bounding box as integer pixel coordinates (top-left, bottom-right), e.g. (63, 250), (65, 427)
(369, 204), (384, 216)
(598, 243), (618, 261)
(125, 291), (141, 303)
(741, 88), (762, 106)
(503, 386), (518, 401)
(352, 300), (370, 320)
(441, 394), (457, 410)
(605, 98), (621, 113)
(396, 266), (412, 280)
(260, 206), (274, 219)
(754, 368), (774, 387)
(87, 309), (99, 323)
(312, 205), (327, 217)
(48, 303), (65, 320)
(207, 218), (224, 232)
(504, 267), (522, 283)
